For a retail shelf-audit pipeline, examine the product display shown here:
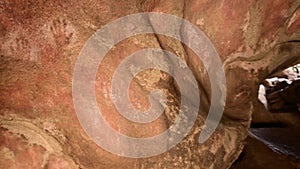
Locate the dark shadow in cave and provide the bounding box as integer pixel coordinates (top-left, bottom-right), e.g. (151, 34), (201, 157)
(232, 63), (300, 169)
(252, 63), (300, 158)
(262, 64), (300, 113)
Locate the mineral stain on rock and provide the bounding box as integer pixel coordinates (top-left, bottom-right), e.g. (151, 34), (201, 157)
(0, 0), (300, 168)
(0, 117), (78, 169)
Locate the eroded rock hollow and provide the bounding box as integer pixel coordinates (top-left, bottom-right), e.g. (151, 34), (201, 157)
(1, 0), (300, 168)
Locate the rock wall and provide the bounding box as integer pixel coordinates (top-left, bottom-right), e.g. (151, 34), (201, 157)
(0, 0), (299, 168)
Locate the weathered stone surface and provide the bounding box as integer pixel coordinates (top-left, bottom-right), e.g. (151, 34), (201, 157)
(0, 118), (77, 169)
(286, 5), (300, 34)
(0, 0), (299, 168)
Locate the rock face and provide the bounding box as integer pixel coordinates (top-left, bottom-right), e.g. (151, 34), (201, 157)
(0, 0), (299, 169)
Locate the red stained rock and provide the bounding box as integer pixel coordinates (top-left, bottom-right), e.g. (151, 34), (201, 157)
(184, 0), (251, 59)
(46, 155), (75, 169)
(286, 6), (300, 34)
(0, 0), (299, 168)
(260, 0), (291, 38)
(0, 128), (46, 169)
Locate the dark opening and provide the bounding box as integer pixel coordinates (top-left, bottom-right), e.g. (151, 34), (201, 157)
(252, 63), (300, 163)
(258, 63), (300, 113)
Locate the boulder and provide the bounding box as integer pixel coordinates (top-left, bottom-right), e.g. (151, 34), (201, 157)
(0, 0), (300, 168)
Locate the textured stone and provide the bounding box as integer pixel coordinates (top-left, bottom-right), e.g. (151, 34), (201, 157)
(0, 0), (300, 168)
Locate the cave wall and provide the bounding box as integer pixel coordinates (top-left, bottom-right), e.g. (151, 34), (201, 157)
(0, 0), (300, 169)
